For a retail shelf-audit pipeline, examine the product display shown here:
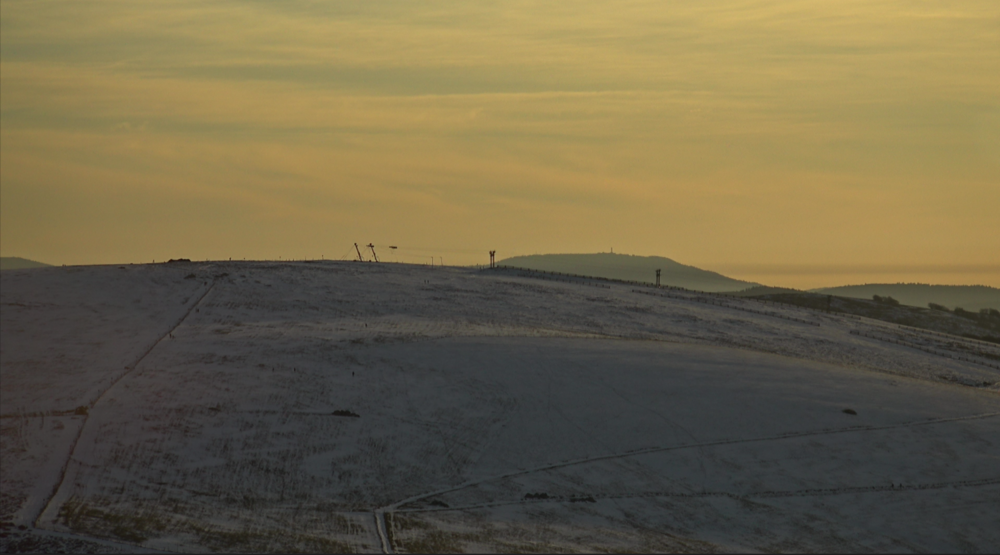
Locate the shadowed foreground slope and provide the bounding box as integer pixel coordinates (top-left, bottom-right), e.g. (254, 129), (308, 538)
(2, 261), (998, 553)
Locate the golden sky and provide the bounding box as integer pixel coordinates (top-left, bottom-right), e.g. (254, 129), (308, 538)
(1, 0), (998, 288)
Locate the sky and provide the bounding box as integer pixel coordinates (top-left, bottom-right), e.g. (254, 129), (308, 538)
(1, 0), (998, 289)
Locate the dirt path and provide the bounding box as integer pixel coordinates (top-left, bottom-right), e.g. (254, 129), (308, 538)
(374, 510), (391, 554)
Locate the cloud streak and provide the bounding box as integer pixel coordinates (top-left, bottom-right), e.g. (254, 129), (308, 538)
(1, 0), (998, 287)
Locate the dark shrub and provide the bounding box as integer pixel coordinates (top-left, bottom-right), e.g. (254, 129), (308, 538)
(873, 295), (899, 306)
(954, 308), (978, 320)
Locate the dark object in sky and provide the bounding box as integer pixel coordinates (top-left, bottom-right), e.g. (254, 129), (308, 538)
(843, 408), (857, 415)
(332, 410), (360, 418)
(167, 258), (192, 263)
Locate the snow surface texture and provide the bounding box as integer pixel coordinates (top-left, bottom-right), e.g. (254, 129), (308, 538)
(1, 261), (998, 553)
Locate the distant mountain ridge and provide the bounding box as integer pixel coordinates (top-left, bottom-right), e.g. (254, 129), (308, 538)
(0, 257), (51, 270)
(497, 253), (759, 292)
(809, 284), (999, 311)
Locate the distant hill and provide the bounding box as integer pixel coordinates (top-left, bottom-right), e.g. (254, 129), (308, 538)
(497, 253), (759, 292)
(0, 257), (52, 270)
(728, 285), (802, 297)
(810, 284), (1000, 311)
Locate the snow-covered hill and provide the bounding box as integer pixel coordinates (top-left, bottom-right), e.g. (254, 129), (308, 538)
(0, 257), (51, 271)
(2, 261), (998, 553)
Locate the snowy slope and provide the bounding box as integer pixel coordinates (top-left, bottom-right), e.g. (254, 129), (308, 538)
(2, 261), (998, 553)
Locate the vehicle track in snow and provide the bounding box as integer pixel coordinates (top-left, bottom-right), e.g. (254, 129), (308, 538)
(374, 510), (391, 553)
(31, 279), (219, 530)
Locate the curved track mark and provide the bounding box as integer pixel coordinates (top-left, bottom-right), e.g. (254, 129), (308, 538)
(395, 477), (1000, 515)
(385, 411), (1000, 511)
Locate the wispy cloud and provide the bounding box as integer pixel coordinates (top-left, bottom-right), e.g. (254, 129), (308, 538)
(1, 0), (998, 283)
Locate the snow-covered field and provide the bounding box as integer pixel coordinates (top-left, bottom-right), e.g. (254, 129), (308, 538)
(2, 261), (998, 553)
